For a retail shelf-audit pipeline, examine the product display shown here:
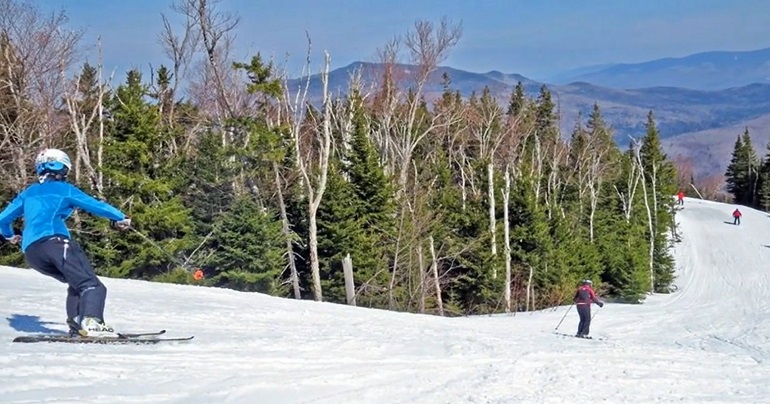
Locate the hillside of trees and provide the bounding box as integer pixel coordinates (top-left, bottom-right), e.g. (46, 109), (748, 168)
(0, 0), (680, 316)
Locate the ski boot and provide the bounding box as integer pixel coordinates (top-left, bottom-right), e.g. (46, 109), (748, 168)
(66, 317), (81, 337)
(78, 317), (117, 337)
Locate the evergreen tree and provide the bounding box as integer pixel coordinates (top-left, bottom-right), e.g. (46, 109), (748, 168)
(206, 196), (286, 293)
(95, 69), (195, 279)
(639, 111), (677, 292)
(725, 128), (759, 206)
(757, 140), (770, 210)
(507, 81), (527, 117)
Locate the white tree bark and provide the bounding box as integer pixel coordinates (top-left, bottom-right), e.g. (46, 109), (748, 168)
(429, 235), (444, 316)
(502, 166), (512, 313)
(303, 51), (334, 301)
(342, 253), (356, 306)
(273, 163), (301, 299)
(64, 38), (110, 198)
(417, 243), (426, 314)
(633, 142), (655, 293)
(487, 161), (497, 277)
(526, 263), (534, 312)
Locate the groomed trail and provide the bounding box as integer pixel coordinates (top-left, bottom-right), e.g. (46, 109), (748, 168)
(1, 197), (769, 403)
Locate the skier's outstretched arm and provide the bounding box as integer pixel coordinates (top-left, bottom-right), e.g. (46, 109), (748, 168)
(0, 195), (24, 239)
(65, 184), (126, 221)
(590, 289), (604, 307)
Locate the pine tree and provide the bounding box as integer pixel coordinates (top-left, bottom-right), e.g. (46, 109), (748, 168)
(96, 69), (195, 279)
(757, 140), (770, 210)
(207, 196), (286, 293)
(725, 128), (760, 206)
(507, 81), (527, 117)
(639, 111), (677, 292)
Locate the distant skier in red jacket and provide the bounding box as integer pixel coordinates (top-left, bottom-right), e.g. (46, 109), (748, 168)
(677, 191), (684, 205)
(574, 279), (604, 338)
(733, 208), (742, 225)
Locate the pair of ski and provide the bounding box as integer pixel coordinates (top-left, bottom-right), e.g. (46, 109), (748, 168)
(13, 329), (194, 344)
(553, 331), (606, 341)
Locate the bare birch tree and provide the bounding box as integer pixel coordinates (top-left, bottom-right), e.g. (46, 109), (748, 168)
(64, 38), (112, 198)
(502, 165), (512, 312)
(292, 51), (334, 301)
(385, 18), (463, 197)
(631, 138), (655, 292)
(0, 0), (81, 191)
(466, 87), (505, 276)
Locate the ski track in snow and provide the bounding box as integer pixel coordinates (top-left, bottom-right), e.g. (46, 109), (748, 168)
(1, 197), (770, 403)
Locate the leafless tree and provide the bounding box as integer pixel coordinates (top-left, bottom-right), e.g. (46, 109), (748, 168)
(171, 0), (253, 127)
(428, 234), (443, 316)
(158, 0), (201, 125)
(466, 87), (505, 276)
(293, 50), (334, 301)
(502, 165), (512, 312)
(614, 154), (642, 222)
(0, 0), (81, 191)
(64, 38), (112, 198)
(383, 18), (463, 197)
(584, 126), (614, 242)
(631, 138), (655, 293)
(672, 154), (694, 193)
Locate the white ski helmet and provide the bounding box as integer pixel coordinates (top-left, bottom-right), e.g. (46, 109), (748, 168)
(35, 148), (72, 180)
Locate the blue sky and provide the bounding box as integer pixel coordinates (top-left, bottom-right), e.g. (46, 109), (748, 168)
(37, 0), (770, 81)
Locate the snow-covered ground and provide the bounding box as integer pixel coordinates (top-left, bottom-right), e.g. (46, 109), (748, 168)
(1, 197), (769, 403)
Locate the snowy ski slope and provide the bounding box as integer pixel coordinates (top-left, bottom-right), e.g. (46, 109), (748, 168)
(1, 197), (770, 403)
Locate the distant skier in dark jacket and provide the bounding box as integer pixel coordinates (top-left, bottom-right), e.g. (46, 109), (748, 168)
(574, 279), (604, 338)
(733, 208), (742, 225)
(0, 148), (131, 337)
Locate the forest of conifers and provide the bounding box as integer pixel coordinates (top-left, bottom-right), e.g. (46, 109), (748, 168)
(0, 0), (681, 315)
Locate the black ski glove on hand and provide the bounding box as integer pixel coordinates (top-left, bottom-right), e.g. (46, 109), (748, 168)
(598, 301), (604, 308)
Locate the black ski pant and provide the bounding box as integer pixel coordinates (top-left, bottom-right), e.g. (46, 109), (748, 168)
(734, 217), (741, 225)
(24, 235), (107, 322)
(576, 304), (591, 336)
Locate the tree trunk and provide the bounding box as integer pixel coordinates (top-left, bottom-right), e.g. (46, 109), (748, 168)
(308, 204), (323, 301)
(342, 253), (356, 306)
(487, 161), (497, 278)
(429, 235), (444, 316)
(300, 51), (334, 302)
(388, 210), (406, 310)
(637, 151), (655, 293)
(526, 263), (534, 311)
(417, 243), (426, 314)
(274, 163), (300, 299)
(502, 167), (512, 312)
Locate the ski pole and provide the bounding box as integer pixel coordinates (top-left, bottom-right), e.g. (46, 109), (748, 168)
(127, 226), (194, 271)
(591, 306), (602, 321)
(555, 303), (573, 330)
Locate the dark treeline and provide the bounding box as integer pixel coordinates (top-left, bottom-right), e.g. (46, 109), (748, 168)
(0, 0), (679, 315)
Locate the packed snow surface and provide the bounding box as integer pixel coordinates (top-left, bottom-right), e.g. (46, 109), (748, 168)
(1, 197), (769, 403)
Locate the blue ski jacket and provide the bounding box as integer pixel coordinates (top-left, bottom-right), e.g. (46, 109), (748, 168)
(0, 180), (126, 252)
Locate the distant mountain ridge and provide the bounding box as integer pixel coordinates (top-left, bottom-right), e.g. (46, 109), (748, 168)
(288, 61), (770, 138)
(549, 47), (770, 90)
(286, 47), (770, 179)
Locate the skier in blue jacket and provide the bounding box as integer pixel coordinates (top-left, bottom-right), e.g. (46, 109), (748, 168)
(0, 148), (131, 337)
